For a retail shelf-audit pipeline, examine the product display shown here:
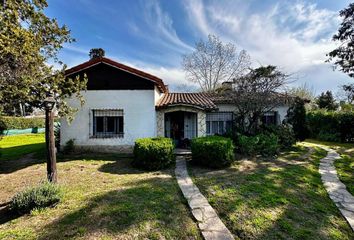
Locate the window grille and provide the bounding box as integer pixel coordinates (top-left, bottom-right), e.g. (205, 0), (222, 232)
(91, 109), (124, 138)
(206, 112), (234, 135)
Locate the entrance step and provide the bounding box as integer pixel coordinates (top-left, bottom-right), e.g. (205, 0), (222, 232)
(174, 148), (192, 156)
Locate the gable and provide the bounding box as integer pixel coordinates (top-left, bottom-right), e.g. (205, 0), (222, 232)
(65, 57), (167, 92)
(66, 62), (156, 91)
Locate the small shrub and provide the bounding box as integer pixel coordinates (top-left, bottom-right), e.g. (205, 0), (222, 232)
(238, 134), (259, 155)
(261, 124), (296, 149)
(63, 139), (75, 154)
(133, 137), (175, 170)
(191, 136), (235, 168)
(0, 116), (45, 132)
(256, 133), (279, 157)
(10, 182), (61, 214)
(238, 133), (279, 157)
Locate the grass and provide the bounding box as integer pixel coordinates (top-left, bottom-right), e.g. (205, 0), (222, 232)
(0, 135), (201, 239)
(189, 144), (354, 240)
(305, 139), (354, 196)
(0, 133), (45, 161)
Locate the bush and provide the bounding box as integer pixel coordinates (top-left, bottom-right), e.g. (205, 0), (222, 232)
(238, 133), (279, 157)
(0, 116), (45, 131)
(191, 136), (235, 168)
(10, 182), (61, 214)
(261, 124), (296, 149)
(133, 137), (175, 170)
(307, 110), (354, 143)
(285, 97), (309, 141)
(63, 139), (75, 154)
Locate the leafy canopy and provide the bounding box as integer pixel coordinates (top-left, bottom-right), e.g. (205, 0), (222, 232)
(0, 0), (87, 118)
(328, 3), (354, 78)
(316, 91), (338, 111)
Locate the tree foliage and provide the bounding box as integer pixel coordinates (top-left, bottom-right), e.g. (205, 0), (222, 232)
(342, 83), (354, 104)
(285, 97), (309, 141)
(0, 0), (87, 118)
(182, 34), (250, 92)
(316, 91), (338, 110)
(223, 65), (290, 134)
(328, 3), (354, 78)
(89, 48), (105, 60)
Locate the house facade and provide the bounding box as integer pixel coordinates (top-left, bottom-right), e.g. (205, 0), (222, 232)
(61, 57), (289, 151)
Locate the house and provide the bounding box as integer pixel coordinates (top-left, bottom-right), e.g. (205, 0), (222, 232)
(61, 57), (289, 151)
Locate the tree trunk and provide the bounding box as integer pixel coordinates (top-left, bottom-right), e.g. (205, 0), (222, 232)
(46, 109), (57, 183)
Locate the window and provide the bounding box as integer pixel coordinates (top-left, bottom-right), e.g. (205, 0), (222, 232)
(206, 112), (234, 135)
(92, 109), (124, 138)
(262, 111), (277, 125)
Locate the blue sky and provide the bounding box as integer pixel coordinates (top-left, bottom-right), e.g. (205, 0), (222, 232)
(46, 0), (353, 94)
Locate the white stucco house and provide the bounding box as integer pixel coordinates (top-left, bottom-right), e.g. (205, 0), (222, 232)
(61, 57), (290, 151)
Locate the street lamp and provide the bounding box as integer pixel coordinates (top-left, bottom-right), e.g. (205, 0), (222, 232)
(43, 93), (57, 183)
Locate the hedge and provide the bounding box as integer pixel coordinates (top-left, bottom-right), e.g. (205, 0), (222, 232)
(0, 116), (45, 131)
(133, 137), (175, 170)
(307, 110), (354, 142)
(191, 136), (235, 168)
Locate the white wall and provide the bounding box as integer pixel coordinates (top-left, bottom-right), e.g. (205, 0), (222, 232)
(60, 90), (156, 147)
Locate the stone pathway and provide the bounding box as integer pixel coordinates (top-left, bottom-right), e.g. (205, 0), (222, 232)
(175, 156), (234, 240)
(319, 148), (354, 231)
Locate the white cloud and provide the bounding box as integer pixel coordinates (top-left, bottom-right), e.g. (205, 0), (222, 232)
(130, 0), (194, 53)
(181, 0), (350, 93)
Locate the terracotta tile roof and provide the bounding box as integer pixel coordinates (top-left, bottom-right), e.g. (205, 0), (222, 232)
(156, 93), (217, 110)
(65, 57), (168, 93)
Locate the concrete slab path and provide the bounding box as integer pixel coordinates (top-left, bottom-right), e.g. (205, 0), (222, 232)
(175, 156), (234, 240)
(319, 148), (354, 231)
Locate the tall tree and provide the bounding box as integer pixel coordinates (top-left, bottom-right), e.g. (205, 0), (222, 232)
(285, 97), (309, 141)
(223, 65), (290, 134)
(288, 83), (315, 102)
(0, 0), (87, 118)
(89, 48), (105, 60)
(341, 84), (354, 104)
(182, 34), (250, 92)
(328, 3), (354, 77)
(316, 91), (338, 110)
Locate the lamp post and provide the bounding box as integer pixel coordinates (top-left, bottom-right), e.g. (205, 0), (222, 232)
(44, 93), (57, 183)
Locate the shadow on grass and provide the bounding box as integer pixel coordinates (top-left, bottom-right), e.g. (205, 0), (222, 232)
(0, 143), (46, 174)
(190, 147), (354, 239)
(37, 177), (199, 239)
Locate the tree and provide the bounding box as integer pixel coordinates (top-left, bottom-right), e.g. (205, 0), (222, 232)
(223, 65), (290, 134)
(328, 3), (354, 77)
(341, 84), (354, 104)
(89, 48), (105, 59)
(285, 97), (309, 141)
(0, 0), (87, 119)
(288, 83), (315, 102)
(316, 91), (338, 110)
(182, 34), (250, 92)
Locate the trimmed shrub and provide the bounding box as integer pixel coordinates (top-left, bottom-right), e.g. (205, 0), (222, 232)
(191, 136), (235, 168)
(238, 133), (279, 157)
(0, 116), (45, 132)
(307, 110), (354, 143)
(10, 182), (61, 214)
(133, 137), (175, 170)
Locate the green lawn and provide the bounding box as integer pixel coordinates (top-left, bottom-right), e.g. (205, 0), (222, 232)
(189, 144), (354, 240)
(0, 135), (201, 239)
(0, 133), (45, 161)
(305, 139), (354, 196)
